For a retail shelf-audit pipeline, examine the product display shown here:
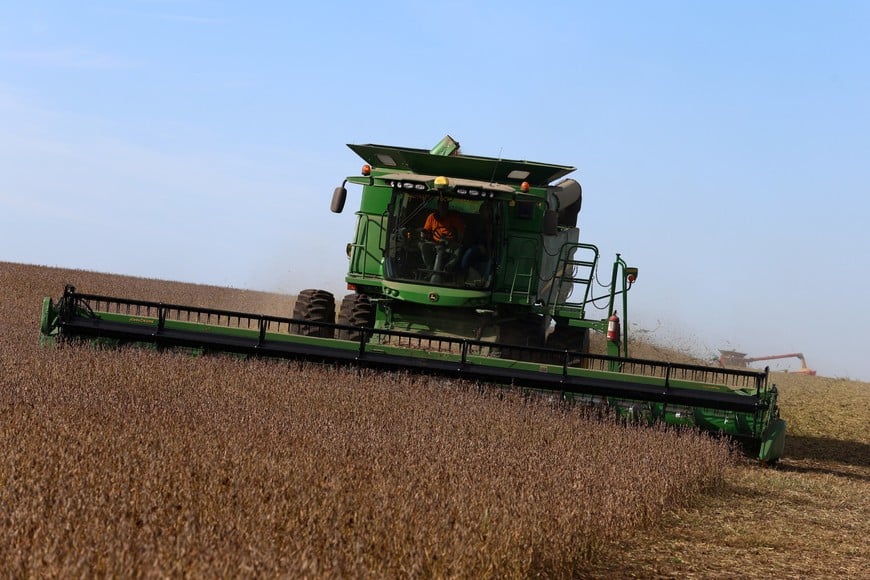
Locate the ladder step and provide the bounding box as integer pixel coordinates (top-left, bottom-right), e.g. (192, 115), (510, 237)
(565, 260), (596, 267)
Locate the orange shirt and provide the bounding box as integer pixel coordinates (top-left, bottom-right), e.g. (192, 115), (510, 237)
(424, 210), (465, 242)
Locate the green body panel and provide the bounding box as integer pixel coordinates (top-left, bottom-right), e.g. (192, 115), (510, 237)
(347, 143), (575, 187)
(380, 281), (490, 308)
(357, 183), (392, 214)
(39, 297), (57, 347)
(758, 418), (787, 462)
(376, 304), (499, 341)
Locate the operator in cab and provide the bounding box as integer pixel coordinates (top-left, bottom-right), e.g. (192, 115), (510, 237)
(420, 198), (465, 278)
(422, 198), (465, 243)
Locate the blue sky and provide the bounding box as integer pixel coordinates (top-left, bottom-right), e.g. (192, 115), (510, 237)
(2, 1), (869, 379)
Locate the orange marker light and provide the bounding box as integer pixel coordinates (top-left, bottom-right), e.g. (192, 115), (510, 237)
(520, 181), (530, 193)
(361, 164), (371, 176)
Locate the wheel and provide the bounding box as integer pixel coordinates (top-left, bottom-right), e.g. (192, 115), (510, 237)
(546, 324), (590, 366)
(291, 289), (335, 338)
(336, 293), (375, 341)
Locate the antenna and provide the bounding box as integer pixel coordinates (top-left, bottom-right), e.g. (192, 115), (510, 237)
(489, 146), (503, 184)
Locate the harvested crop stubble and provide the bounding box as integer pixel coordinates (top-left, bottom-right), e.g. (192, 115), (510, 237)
(1, 262), (733, 577)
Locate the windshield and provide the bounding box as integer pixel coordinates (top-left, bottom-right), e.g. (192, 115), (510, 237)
(384, 192), (497, 289)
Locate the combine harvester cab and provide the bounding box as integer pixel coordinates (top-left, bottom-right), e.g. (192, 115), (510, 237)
(39, 136), (786, 463)
(326, 135), (617, 356)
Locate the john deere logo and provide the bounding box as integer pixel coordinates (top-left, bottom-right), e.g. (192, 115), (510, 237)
(428, 292), (439, 302)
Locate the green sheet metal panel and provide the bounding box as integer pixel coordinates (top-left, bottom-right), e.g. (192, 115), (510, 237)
(348, 143), (575, 187)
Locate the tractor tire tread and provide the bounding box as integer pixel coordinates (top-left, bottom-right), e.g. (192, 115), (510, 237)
(336, 294), (375, 341)
(291, 289), (336, 338)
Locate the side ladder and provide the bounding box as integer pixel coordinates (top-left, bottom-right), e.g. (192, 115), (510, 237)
(504, 236), (541, 304)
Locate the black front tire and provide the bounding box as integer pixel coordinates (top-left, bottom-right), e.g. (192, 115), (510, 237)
(291, 289), (336, 338)
(336, 293), (375, 341)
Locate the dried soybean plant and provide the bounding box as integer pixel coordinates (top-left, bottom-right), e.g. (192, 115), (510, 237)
(0, 262), (733, 578)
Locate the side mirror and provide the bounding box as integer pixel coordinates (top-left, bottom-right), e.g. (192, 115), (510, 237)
(330, 186), (347, 213)
(543, 210), (559, 235)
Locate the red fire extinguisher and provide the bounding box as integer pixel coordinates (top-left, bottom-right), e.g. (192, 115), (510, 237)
(607, 311), (620, 343)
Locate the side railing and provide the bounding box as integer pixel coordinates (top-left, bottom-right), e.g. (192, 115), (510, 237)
(347, 212), (388, 279)
(546, 242), (599, 318)
(55, 287), (769, 397)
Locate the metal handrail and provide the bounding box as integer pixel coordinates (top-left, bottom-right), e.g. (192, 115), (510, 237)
(546, 242), (599, 317)
(347, 212), (388, 278)
(60, 288), (769, 395)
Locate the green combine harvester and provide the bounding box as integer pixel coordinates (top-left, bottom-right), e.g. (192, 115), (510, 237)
(40, 136), (786, 462)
